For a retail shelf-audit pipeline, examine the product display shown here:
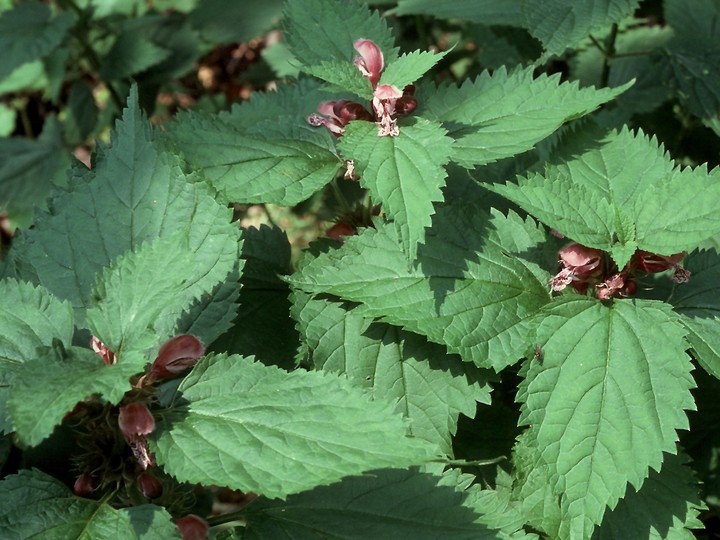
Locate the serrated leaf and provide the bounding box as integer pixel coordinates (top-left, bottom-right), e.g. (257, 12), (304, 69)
(395, 0), (525, 26)
(9, 346), (144, 447)
(339, 118), (452, 259)
(152, 354), (434, 499)
(286, 208), (550, 370)
(522, 0), (641, 57)
(519, 297), (695, 537)
(284, 0), (397, 68)
(64, 79), (99, 145)
(422, 67), (631, 168)
(0, 117), (70, 220)
(379, 49), (448, 90)
(221, 79), (335, 131)
(0, 3), (75, 80)
(87, 224), (240, 356)
(0, 279), (74, 434)
(0, 469), (179, 540)
(8, 87), (241, 325)
(165, 111), (342, 205)
(304, 60), (373, 99)
(491, 127), (720, 267)
(593, 451), (705, 539)
(243, 468), (504, 538)
(292, 292), (491, 454)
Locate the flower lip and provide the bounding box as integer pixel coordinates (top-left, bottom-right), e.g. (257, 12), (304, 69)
(149, 334), (204, 381)
(353, 38), (384, 88)
(118, 402), (156, 437)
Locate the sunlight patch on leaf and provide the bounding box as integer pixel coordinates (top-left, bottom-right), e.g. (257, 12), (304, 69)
(519, 297), (695, 537)
(152, 354), (434, 499)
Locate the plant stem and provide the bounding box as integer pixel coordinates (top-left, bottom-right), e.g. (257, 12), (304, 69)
(204, 494), (259, 527)
(599, 23), (619, 88)
(63, 0), (125, 111)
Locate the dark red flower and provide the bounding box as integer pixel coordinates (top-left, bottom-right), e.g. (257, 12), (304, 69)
(137, 472), (163, 499)
(176, 514), (209, 540)
(73, 473), (97, 497)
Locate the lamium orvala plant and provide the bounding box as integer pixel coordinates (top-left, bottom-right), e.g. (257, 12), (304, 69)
(1, 0), (720, 538)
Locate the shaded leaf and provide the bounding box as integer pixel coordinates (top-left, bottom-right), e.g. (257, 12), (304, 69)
(243, 468), (506, 539)
(0, 469), (179, 540)
(286, 207), (550, 370)
(292, 292), (491, 454)
(8, 347), (144, 447)
(0, 3), (75, 80)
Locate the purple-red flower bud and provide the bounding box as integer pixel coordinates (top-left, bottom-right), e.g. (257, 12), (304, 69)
(149, 334), (204, 381)
(137, 472), (163, 499)
(176, 514), (209, 540)
(118, 403), (155, 438)
(91, 336), (115, 365)
(73, 473), (97, 497)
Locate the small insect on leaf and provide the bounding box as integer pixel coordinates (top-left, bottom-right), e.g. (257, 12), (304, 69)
(533, 344), (544, 365)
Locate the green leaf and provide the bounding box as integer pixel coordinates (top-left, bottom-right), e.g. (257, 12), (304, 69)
(395, 0), (525, 26)
(0, 117), (70, 220)
(0, 3), (75, 80)
(284, 0), (397, 68)
(188, 0), (284, 45)
(8, 346), (143, 447)
(152, 354), (434, 499)
(339, 118), (453, 259)
(243, 468), (504, 538)
(99, 31), (171, 80)
(422, 66), (632, 168)
(522, 0), (641, 57)
(87, 222), (240, 357)
(210, 226), (299, 369)
(0, 469), (179, 540)
(165, 111), (342, 205)
(490, 127), (720, 267)
(8, 87), (240, 324)
(220, 78), (336, 132)
(64, 79), (99, 145)
(519, 297), (695, 537)
(666, 0), (720, 120)
(593, 451), (705, 539)
(291, 292), (492, 454)
(661, 249), (720, 378)
(379, 49), (448, 90)
(304, 60), (374, 99)
(0, 279), (74, 434)
(286, 207), (550, 370)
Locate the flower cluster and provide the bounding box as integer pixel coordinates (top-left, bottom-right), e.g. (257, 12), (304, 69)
(71, 334), (205, 502)
(307, 39), (417, 138)
(550, 242), (690, 299)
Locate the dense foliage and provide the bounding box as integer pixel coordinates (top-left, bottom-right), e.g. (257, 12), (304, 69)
(1, 0), (720, 538)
